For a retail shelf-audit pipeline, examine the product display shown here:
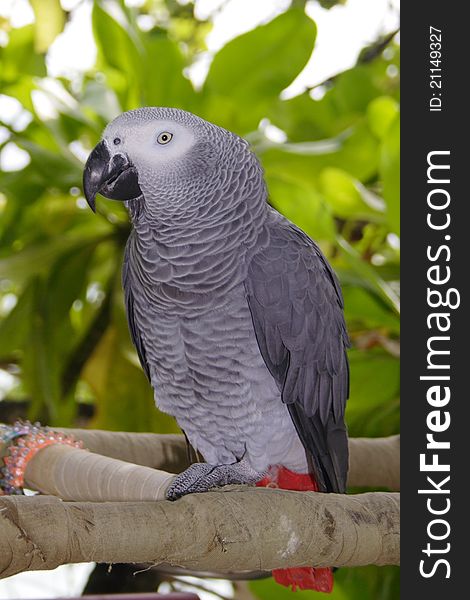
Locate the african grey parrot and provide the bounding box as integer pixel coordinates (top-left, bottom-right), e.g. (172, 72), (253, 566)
(83, 107), (349, 592)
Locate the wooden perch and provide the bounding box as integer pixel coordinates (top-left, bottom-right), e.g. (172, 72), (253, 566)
(24, 444), (176, 502)
(17, 434), (398, 502)
(0, 429), (400, 579)
(348, 435), (399, 490)
(57, 429), (400, 491)
(0, 488), (399, 580)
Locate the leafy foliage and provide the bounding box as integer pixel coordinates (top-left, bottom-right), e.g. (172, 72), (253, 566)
(0, 1), (399, 598)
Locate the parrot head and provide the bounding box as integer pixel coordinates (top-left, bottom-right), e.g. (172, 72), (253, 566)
(83, 107), (251, 213)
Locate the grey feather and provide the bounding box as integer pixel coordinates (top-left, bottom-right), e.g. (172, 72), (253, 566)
(245, 210), (350, 493)
(122, 234), (151, 380)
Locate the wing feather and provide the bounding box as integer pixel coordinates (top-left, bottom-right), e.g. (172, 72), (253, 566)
(122, 235), (151, 381)
(245, 211), (350, 492)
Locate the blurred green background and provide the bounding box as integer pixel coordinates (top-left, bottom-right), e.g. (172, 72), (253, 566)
(0, 0), (399, 598)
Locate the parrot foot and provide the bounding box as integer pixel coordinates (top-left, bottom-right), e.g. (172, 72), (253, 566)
(166, 461), (264, 500)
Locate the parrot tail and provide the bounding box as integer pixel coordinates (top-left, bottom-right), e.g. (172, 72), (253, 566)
(256, 465), (334, 593)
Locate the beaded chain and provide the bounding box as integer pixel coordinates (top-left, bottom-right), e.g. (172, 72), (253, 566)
(0, 421), (84, 495)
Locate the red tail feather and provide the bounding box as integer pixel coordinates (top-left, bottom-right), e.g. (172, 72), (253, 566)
(256, 465), (333, 594)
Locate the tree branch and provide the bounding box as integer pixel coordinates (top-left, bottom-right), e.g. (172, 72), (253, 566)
(0, 430), (400, 579)
(0, 489), (399, 580)
(57, 429), (400, 491)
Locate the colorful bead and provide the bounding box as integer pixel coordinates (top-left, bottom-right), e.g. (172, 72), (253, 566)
(0, 420), (85, 495)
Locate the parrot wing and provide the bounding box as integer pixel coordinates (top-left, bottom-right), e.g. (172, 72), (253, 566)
(245, 211), (350, 493)
(122, 234), (151, 381)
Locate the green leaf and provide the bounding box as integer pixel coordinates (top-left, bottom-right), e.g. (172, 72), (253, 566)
(250, 576), (347, 600)
(261, 122), (379, 185)
(30, 0), (65, 53)
(346, 347), (400, 437)
(0, 25), (46, 83)
(0, 168), (45, 245)
(142, 31), (197, 109)
(0, 283), (35, 358)
(61, 277), (114, 398)
(380, 115), (400, 235)
(319, 167), (385, 219)
(367, 96), (399, 140)
(270, 91), (347, 141)
(0, 231), (110, 285)
(17, 139), (82, 189)
(343, 286), (400, 334)
(46, 244), (98, 349)
(337, 237), (400, 315)
(22, 278), (62, 422)
(2, 77), (37, 113)
(92, 1), (143, 73)
(92, 1), (143, 108)
(203, 9), (316, 131)
(266, 173), (336, 241)
(333, 566), (400, 600)
(269, 56), (398, 143)
(81, 80), (123, 122)
(333, 65), (379, 114)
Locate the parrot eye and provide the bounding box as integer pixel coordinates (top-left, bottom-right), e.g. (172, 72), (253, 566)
(113, 137), (121, 146)
(157, 132), (173, 145)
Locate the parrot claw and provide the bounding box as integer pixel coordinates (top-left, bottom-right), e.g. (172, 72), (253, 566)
(166, 461), (264, 500)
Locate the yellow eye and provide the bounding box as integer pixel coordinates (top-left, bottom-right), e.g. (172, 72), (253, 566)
(157, 131), (173, 145)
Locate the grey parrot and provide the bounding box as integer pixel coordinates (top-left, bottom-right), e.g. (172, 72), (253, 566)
(83, 107), (350, 503)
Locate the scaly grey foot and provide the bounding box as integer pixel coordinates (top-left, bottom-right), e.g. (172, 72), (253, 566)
(166, 461), (265, 500)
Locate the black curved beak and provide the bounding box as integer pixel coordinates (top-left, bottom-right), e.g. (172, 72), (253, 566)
(83, 140), (142, 212)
